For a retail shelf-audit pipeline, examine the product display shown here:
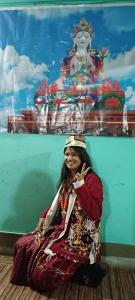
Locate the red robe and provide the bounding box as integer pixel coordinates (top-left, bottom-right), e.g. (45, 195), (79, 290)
(10, 173), (104, 292)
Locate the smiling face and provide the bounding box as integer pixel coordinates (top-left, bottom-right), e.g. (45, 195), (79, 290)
(74, 31), (91, 50)
(64, 147), (81, 173)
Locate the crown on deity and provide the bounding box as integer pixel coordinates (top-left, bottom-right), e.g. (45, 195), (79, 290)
(72, 18), (94, 38)
(64, 135), (86, 149)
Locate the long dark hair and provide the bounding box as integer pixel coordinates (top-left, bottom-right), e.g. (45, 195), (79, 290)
(57, 146), (93, 188)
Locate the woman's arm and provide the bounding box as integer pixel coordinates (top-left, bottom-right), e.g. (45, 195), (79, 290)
(34, 206), (51, 235)
(73, 173), (103, 221)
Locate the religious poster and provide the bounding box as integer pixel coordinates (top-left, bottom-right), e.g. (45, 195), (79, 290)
(0, 5), (135, 136)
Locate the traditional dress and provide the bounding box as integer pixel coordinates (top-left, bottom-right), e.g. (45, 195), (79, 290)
(10, 172), (105, 292)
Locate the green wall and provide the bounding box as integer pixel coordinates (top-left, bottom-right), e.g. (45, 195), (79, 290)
(0, 0), (134, 7)
(0, 0), (135, 246)
(0, 134), (135, 246)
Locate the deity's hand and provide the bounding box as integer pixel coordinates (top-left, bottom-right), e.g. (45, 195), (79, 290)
(74, 163), (90, 182)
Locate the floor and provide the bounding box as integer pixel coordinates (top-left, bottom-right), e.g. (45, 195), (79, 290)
(0, 255), (135, 300)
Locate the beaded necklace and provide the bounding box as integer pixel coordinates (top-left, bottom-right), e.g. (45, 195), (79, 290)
(58, 184), (73, 218)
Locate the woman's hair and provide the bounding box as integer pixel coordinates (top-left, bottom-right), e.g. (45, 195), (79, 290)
(57, 146), (93, 188)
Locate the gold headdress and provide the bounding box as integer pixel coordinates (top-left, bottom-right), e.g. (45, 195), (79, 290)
(72, 18), (94, 38)
(64, 135), (86, 149)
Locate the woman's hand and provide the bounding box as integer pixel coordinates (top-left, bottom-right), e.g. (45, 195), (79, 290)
(35, 217), (45, 237)
(74, 163), (90, 182)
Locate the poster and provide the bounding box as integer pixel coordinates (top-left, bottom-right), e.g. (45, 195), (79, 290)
(0, 4), (135, 136)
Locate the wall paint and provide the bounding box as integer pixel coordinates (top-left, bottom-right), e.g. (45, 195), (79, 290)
(0, 134), (135, 246)
(0, 0), (134, 7)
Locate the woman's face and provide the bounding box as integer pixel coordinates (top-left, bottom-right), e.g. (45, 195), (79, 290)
(74, 31), (91, 49)
(64, 147), (81, 172)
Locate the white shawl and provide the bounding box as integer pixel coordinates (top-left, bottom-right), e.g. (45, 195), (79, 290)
(43, 187), (77, 255)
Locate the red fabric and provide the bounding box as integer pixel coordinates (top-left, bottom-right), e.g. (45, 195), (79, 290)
(10, 172), (103, 292)
(74, 173), (103, 220)
(10, 228), (83, 292)
(31, 252), (82, 291)
(41, 173), (103, 221)
(41, 205), (51, 218)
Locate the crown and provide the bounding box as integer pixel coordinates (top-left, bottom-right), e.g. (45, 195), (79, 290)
(64, 135), (86, 149)
(72, 18), (94, 38)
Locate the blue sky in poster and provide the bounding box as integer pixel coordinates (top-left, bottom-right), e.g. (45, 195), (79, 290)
(0, 5), (135, 129)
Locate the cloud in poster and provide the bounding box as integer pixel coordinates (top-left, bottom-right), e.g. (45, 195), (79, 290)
(23, 6), (94, 20)
(125, 86), (135, 107)
(102, 7), (135, 33)
(0, 45), (48, 94)
(23, 6), (135, 36)
(103, 46), (135, 81)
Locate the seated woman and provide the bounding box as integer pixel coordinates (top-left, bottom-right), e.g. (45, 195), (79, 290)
(10, 135), (105, 292)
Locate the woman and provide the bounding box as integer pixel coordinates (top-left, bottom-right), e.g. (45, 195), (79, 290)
(10, 135), (105, 292)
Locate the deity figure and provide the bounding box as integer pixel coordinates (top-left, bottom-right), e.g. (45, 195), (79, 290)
(60, 18), (107, 85)
(36, 18), (108, 135)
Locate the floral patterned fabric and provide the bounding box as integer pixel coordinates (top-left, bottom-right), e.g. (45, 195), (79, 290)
(10, 173), (103, 291)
